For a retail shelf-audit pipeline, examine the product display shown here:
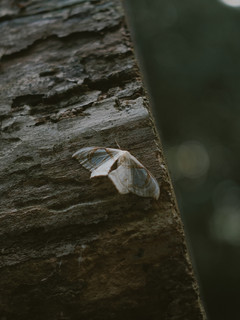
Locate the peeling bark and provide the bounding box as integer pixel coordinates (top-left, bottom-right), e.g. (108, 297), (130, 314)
(0, 1), (205, 319)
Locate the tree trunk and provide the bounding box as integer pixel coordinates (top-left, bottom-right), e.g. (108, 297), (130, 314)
(0, 0), (206, 319)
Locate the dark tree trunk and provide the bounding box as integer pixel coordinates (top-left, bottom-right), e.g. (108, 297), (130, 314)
(0, 0), (206, 319)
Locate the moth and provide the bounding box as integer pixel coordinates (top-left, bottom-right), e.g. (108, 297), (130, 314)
(72, 147), (160, 200)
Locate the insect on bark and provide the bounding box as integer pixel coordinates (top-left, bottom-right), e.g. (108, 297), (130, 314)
(72, 147), (160, 200)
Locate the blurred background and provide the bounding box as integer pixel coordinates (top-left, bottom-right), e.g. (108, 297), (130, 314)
(124, 0), (240, 319)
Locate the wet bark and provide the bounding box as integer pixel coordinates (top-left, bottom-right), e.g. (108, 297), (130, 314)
(0, 0), (205, 319)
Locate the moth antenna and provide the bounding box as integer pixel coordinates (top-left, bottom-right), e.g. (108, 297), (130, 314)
(115, 139), (121, 149)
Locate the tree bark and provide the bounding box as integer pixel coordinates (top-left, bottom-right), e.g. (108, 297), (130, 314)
(0, 0), (206, 319)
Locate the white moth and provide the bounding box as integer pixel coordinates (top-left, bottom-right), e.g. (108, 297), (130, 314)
(72, 147), (160, 200)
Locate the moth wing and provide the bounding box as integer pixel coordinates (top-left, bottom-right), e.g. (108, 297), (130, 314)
(108, 152), (160, 200)
(108, 160), (130, 195)
(72, 147), (122, 177)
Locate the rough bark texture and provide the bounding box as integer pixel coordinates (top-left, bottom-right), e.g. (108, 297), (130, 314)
(0, 1), (205, 319)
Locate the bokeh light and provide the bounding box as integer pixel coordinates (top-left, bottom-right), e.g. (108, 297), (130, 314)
(167, 141), (210, 180)
(219, 0), (240, 7)
(210, 180), (240, 245)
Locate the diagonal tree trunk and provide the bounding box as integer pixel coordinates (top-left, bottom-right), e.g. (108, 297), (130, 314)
(0, 0), (206, 319)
